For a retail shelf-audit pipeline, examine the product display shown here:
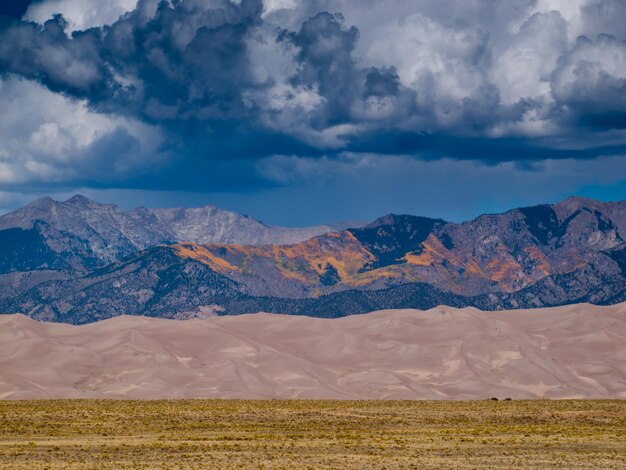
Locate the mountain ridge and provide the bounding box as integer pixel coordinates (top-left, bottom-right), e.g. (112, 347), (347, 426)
(0, 195), (348, 271)
(1, 195), (625, 324)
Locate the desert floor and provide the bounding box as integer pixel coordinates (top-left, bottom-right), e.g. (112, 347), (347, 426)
(0, 399), (624, 469)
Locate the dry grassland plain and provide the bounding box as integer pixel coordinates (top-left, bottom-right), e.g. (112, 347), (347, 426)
(0, 400), (624, 469)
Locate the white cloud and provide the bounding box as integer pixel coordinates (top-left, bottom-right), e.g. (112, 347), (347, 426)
(262, 0), (297, 17)
(15, 0), (626, 143)
(492, 11), (568, 104)
(262, 0), (626, 137)
(24, 0), (139, 31)
(367, 13), (488, 94)
(0, 77), (166, 186)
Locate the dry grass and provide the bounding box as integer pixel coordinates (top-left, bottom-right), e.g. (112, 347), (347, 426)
(0, 400), (624, 469)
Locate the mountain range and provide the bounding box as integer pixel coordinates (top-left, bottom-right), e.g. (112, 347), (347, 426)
(1, 195), (625, 324)
(0, 194), (344, 269)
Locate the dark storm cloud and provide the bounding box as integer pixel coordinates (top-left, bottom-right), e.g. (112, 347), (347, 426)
(0, 16), (110, 95)
(363, 68), (401, 98)
(346, 130), (626, 163)
(0, 0), (625, 196)
(100, 0), (263, 122)
(551, 34), (626, 130)
(284, 12), (359, 123)
(0, 0), (264, 114)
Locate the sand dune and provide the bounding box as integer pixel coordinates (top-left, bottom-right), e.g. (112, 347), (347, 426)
(1, 303), (625, 400)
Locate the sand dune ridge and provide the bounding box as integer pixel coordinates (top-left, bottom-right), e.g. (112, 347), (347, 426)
(1, 303), (625, 400)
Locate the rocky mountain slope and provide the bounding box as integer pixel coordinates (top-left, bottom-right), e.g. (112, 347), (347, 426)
(1, 196), (625, 324)
(0, 195), (342, 272)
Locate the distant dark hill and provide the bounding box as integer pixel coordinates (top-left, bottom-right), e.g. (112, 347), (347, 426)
(348, 214), (447, 269)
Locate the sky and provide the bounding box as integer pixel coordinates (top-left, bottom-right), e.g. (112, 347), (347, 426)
(0, 0), (625, 226)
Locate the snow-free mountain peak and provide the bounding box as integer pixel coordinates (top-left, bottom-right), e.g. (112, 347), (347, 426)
(0, 195), (344, 270)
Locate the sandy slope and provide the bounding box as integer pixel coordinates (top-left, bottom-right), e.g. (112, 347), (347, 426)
(1, 303), (625, 400)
